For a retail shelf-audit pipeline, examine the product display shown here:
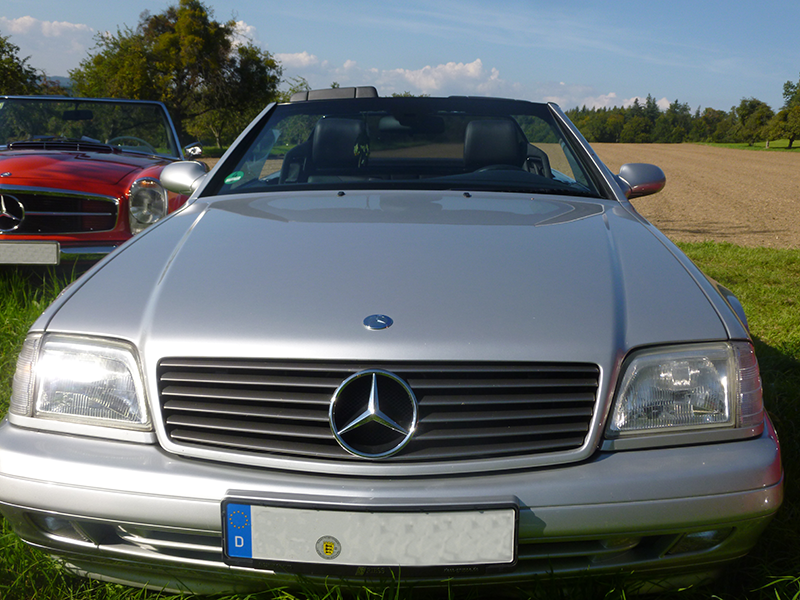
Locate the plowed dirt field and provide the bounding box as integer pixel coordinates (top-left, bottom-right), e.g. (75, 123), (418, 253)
(594, 143), (800, 249)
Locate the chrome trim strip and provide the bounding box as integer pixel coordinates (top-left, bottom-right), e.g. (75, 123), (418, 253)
(0, 184), (119, 203)
(26, 212), (113, 217)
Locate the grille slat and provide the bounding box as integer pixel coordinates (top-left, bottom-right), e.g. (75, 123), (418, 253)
(161, 385), (331, 405)
(160, 371), (342, 389)
(421, 406), (594, 424)
(163, 399), (330, 422)
(165, 415), (332, 439)
(407, 377), (592, 390)
(404, 436), (589, 459)
(169, 428), (347, 459)
(419, 422), (590, 441)
(420, 391), (596, 406)
(158, 360), (599, 464)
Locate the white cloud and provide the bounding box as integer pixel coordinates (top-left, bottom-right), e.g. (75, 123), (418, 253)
(2, 15), (36, 34)
(0, 16), (94, 76)
(232, 20), (257, 47)
(383, 59), (495, 93)
(275, 52), (674, 111)
(281, 57), (519, 98)
(276, 51), (320, 69)
(1, 16), (92, 38)
(375, 58), (520, 97)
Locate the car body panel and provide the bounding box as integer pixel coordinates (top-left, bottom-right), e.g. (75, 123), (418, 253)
(47, 191), (727, 358)
(0, 150), (155, 187)
(0, 90), (782, 594)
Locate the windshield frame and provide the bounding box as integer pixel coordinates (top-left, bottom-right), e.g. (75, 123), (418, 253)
(0, 96), (183, 159)
(202, 96), (609, 200)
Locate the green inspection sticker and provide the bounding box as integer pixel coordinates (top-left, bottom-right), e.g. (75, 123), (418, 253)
(225, 171), (244, 184)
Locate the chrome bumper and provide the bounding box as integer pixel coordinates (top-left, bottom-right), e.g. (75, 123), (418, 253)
(0, 241), (118, 265)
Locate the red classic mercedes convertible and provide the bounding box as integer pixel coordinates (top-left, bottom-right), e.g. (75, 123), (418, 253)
(0, 96), (201, 265)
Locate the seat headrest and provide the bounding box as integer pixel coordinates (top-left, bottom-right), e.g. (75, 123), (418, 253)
(312, 118), (368, 170)
(463, 119), (524, 170)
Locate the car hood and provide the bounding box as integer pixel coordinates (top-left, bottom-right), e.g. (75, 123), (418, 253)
(45, 190), (728, 367)
(0, 150), (166, 189)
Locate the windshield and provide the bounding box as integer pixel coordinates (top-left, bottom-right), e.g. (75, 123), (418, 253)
(0, 97), (181, 158)
(204, 97), (604, 199)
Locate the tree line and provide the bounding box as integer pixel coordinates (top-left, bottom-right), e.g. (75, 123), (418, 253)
(566, 91), (800, 149)
(2, 0), (800, 149)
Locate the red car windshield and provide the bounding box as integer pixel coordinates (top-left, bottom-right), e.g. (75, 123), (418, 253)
(0, 97), (181, 159)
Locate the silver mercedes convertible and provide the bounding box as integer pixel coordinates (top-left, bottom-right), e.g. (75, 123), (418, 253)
(0, 87), (782, 595)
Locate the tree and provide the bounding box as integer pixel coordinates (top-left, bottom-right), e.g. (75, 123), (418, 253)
(643, 94), (661, 127)
(769, 105), (800, 149)
(276, 76), (310, 103)
(731, 98), (773, 146)
(69, 0), (282, 143)
(652, 100), (692, 143)
(620, 115), (652, 143)
(185, 107), (239, 148)
(0, 33), (41, 95)
(783, 73), (800, 109)
(605, 110), (625, 143)
(687, 107), (727, 142)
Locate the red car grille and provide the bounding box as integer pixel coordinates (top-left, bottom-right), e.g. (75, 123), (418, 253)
(0, 190), (118, 234)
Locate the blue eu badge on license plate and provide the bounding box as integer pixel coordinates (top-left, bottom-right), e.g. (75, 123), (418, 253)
(225, 503), (252, 558)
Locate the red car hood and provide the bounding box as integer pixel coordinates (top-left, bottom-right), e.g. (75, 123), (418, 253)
(0, 150), (168, 191)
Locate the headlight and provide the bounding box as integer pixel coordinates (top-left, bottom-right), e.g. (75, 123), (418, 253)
(129, 178), (168, 234)
(10, 334), (151, 431)
(607, 342), (763, 438)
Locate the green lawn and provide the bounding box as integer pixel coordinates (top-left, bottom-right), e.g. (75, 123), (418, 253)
(698, 138), (799, 151)
(1, 242), (799, 599)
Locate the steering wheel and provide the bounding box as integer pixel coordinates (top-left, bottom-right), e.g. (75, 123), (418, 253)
(107, 136), (157, 154)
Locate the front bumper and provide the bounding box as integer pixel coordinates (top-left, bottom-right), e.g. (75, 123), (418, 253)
(0, 240), (119, 265)
(0, 417), (783, 595)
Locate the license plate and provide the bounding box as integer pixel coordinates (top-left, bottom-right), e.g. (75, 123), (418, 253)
(0, 241), (60, 265)
(223, 500), (517, 575)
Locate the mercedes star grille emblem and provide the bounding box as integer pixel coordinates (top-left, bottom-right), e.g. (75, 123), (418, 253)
(0, 194), (25, 232)
(330, 370), (418, 459)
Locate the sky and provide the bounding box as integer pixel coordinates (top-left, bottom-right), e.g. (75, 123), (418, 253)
(2, 0), (799, 113)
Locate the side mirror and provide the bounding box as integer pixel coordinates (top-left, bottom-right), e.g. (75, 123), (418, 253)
(161, 161), (208, 195)
(184, 142), (203, 158)
(616, 163), (666, 199)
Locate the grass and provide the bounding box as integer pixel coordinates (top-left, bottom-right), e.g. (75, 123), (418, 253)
(1, 242), (799, 599)
(697, 138), (799, 151)
(0, 267), (73, 416)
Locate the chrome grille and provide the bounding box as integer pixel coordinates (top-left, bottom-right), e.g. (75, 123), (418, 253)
(158, 359), (599, 462)
(0, 188), (117, 234)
